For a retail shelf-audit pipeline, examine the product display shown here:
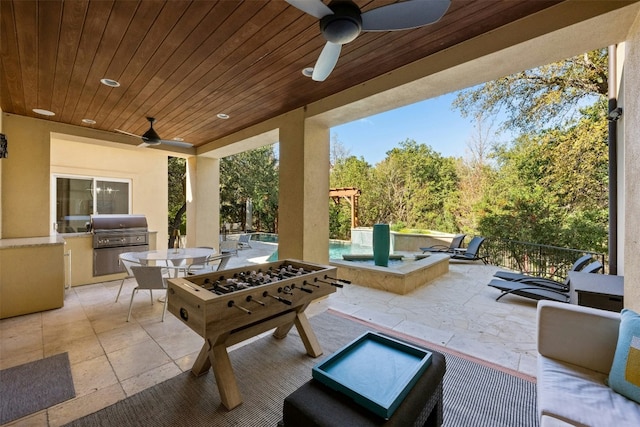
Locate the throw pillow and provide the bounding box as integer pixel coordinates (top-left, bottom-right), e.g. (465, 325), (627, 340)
(609, 308), (640, 404)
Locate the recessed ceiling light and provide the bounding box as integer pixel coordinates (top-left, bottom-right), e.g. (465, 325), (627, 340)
(100, 78), (120, 87)
(82, 118), (96, 125)
(172, 137), (184, 142)
(33, 108), (55, 116)
(302, 67), (314, 77)
(217, 113), (230, 120)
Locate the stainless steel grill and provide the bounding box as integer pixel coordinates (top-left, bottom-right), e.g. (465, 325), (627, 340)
(91, 214), (149, 276)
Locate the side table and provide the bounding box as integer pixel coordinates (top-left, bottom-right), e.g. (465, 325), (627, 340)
(568, 271), (624, 312)
(281, 350), (446, 427)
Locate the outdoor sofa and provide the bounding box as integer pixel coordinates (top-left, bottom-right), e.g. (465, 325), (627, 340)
(537, 301), (640, 426)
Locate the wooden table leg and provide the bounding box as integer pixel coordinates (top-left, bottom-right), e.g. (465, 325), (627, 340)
(211, 343), (243, 410)
(293, 310), (323, 357)
(273, 304), (308, 340)
(191, 340), (212, 376)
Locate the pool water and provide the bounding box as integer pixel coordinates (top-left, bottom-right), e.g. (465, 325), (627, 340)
(329, 241), (372, 259)
(249, 233), (279, 243)
(265, 240), (375, 262)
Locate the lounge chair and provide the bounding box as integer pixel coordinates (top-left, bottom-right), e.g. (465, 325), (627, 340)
(490, 282), (571, 303)
(494, 261), (603, 292)
(493, 253), (594, 282)
(220, 239), (239, 256)
(450, 236), (486, 263)
(238, 233), (252, 249)
(420, 234), (466, 253)
(488, 261), (603, 302)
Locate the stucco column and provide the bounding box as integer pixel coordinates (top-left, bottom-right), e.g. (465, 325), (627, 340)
(623, 14), (640, 312)
(186, 156), (220, 249)
(278, 109), (330, 264)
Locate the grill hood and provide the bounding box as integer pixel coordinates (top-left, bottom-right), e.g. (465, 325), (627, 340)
(90, 214), (148, 232)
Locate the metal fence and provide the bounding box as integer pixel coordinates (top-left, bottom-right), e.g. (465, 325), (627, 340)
(480, 237), (607, 281)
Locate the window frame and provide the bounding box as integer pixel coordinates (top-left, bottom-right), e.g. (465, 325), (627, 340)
(51, 174), (132, 234)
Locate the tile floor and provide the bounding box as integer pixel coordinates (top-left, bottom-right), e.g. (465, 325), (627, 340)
(0, 241), (538, 426)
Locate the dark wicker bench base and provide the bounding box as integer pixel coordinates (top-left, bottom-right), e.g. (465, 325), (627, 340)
(280, 350), (446, 427)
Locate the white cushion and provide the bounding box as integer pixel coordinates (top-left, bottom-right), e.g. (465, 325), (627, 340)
(537, 301), (620, 373)
(538, 355), (640, 426)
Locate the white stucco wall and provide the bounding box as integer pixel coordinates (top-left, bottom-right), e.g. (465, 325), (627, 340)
(50, 136), (169, 248)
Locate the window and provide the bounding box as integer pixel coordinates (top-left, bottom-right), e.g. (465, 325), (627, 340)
(54, 176), (131, 233)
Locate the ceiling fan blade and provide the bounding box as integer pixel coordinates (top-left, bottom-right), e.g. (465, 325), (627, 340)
(361, 0), (451, 31)
(115, 128), (142, 138)
(141, 136), (161, 146)
(160, 139), (193, 148)
(312, 42), (341, 82)
(285, 0), (333, 19)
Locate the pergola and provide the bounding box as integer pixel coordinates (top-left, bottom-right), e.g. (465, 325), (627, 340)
(330, 187), (361, 229)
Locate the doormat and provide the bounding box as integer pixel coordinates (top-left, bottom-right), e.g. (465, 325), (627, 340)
(0, 352), (76, 424)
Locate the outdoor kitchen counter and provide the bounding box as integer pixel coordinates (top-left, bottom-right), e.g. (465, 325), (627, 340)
(0, 235), (65, 248)
(0, 236), (66, 319)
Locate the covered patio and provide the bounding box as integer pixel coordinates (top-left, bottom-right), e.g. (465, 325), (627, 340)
(1, 1), (639, 314)
(2, 1), (640, 423)
(0, 241), (536, 425)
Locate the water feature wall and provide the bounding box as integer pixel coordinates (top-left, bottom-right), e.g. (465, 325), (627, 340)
(330, 253), (450, 295)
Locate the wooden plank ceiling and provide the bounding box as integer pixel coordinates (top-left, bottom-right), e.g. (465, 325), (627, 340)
(0, 0), (561, 147)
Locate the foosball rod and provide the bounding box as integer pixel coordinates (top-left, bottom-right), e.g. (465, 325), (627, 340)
(263, 291), (292, 305)
(228, 300), (252, 314)
(313, 277), (344, 288)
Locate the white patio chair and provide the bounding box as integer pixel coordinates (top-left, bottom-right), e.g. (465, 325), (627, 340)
(127, 266), (168, 322)
(116, 252), (145, 302)
(187, 252), (233, 275)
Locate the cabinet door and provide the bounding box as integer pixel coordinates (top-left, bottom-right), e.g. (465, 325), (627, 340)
(94, 246), (148, 276)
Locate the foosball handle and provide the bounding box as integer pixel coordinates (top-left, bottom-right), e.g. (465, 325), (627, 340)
(303, 280), (319, 288)
(325, 275), (351, 284)
(293, 284), (313, 293)
(314, 277), (344, 288)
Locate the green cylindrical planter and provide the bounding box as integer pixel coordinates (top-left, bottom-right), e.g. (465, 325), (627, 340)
(373, 223), (390, 267)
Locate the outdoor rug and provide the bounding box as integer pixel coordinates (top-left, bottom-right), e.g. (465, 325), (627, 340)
(0, 352), (76, 425)
(64, 311), (537, 427)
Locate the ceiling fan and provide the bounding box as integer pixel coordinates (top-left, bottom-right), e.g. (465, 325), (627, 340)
(286, 0), (451, 81)
(115, 117), (193, 148)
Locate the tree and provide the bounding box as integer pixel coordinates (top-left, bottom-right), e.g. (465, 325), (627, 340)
(330, 132), (351, 168)
(168, 157), (186, 248)
(379, 140), (459, 231)
(455, 114), (500, 232)
(329, 139), (460, 235)
(220, 145), (279, 232)
(453, 49), (607, 132)
(452, 49), (609, 253)
(475, 102), (609, 251)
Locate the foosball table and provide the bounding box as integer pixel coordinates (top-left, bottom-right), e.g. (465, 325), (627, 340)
(166, 259), (347, 410)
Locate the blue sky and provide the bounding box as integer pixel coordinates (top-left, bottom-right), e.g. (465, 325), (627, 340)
(331, 92), (483, 165)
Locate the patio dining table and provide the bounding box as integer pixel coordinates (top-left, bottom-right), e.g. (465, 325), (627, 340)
(135, 247), (216, 278)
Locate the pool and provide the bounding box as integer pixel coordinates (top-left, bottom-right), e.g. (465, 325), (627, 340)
(266, 239), (374, 262)
(250, 233), (279, 243)
(329, 241), (373, 259)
